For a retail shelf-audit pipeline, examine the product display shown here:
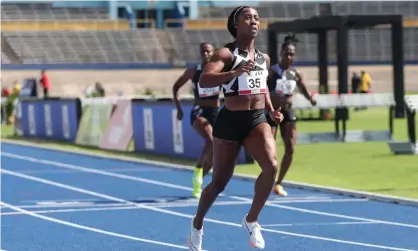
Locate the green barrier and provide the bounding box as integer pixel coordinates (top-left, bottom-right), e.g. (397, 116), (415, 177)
(75, 101), (113, 147)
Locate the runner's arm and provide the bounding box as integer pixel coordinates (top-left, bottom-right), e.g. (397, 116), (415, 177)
(296, 71), (314, 102)
(172, 67), (195, 111)
(200, 48), (239, 87)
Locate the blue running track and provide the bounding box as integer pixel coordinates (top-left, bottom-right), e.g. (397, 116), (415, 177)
(1, 142), (418, 251)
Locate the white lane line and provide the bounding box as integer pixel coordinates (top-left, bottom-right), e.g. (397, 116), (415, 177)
(1, 205), (140, 216)
(2, 169), (415, 251)
(1, 202), (126, 209)
(0, 198), (368, 211)
(0, 201), (190, 250)
(228, 195), (418, 229)
(263, 221), (379, 227)
(11, 167), (164, 174)
(3, 152), (418, 230)
(0, 200), (371, 216)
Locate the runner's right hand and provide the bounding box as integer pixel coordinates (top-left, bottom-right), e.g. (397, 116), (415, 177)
(232, 60), (255, 77)
(269, 107), (284, 124)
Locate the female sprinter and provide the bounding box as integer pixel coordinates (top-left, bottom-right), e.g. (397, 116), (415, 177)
(172, 42), (219, 199)
(187, 6), (283, 251)
(267, 34), (317, 197)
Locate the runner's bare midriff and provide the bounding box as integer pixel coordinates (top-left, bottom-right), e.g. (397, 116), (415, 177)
(224, 94), (265, 111)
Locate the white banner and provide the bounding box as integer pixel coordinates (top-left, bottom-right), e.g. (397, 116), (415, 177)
(172, 109), (184, 154)
(143, 108), (155, 150)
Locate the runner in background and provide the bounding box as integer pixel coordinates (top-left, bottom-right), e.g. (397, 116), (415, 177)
(267, 34), (317, 197)
(172, 42), (220, 199)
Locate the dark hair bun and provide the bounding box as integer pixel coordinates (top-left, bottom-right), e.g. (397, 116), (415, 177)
(284, 33), (299, 43)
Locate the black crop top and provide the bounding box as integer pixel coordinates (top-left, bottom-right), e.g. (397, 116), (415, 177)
(220, 43), (269, 97)
(267, 64), (298, 96)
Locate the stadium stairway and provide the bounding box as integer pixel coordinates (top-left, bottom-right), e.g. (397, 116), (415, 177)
(1, 33), (21, 64)
(155, 30), (176, 64)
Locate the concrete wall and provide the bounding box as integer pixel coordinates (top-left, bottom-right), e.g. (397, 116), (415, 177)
(2, 65), (417, 97)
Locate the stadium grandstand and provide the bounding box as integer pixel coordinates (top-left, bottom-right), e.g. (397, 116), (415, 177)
(2, 1), (418, 64)
(1, 0), (418, 96)
(1, 2), (108, 20)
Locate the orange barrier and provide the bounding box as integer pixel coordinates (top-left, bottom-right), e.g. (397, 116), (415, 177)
(135, 19), (156, 28)
(2, 17), (416, 31)
(167, 18), (293, 30)
(1, 20), (130, 31)
(403, 18), (418, 27)
(184, 19), (226, 29)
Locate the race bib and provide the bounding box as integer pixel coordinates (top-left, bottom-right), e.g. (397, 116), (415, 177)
(238, 70), (267, 95)
(198, 84), (220, 97)
(275, 79), (297, 95)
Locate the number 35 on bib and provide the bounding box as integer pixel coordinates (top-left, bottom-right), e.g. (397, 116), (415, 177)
(238, 70), (268, 95)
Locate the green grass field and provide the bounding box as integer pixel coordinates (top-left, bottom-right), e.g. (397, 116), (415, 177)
(1, 107), (417, 199)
